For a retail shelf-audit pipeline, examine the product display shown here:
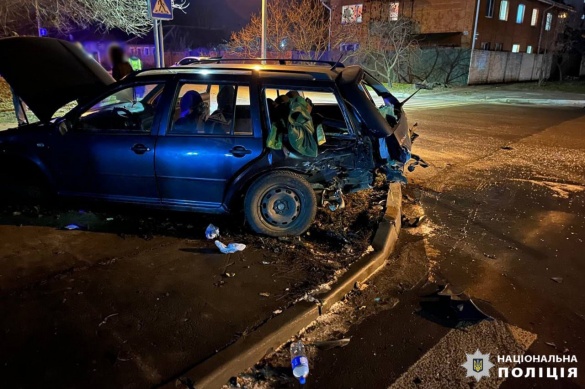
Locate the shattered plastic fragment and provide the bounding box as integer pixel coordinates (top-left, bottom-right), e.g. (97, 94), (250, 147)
(205, 224), (220, 240)
(259, 292), (271, 297)
(215, 240), (246, 254)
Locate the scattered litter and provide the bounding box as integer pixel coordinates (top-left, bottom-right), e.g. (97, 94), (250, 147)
(312, 338), (351, 350)
(205, 224), (220, 239)
(354, 281), (368, 291)
(299, 293), (321, 305)
(401, 215), (426, 228)
(290, 340), (309, 384)
(106, 217), (114, 221)
(63, 224), (84, 231)
(223, 272), (236, 278)
(545, 342), (557, 348)
(551, 277), (563, 284)
(12, 211), (21, 216)
(364, 245), (375, 255)
(374, 297), (381, 303)
(358, 305), (367, 311)
(215, 240), (246, 254)
(273, 309), (283, 315)
(501, 146), (514, 150)
(483, 253), (496, 259)
(259, 292), (271, 297)
(98, 313), (119, 327)
(261, 261), (271, 265)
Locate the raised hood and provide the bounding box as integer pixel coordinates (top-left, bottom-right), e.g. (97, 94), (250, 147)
(0, 37), (115, 122)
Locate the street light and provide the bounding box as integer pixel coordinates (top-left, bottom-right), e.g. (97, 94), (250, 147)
(261, 0), (267, 59)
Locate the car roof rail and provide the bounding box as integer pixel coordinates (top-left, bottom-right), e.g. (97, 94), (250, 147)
(202, 58), (345, 68)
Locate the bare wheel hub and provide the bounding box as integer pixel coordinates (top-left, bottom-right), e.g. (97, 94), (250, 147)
(260, 187), (301, 226)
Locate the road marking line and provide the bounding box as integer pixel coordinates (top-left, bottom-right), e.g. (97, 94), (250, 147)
(388, 320), (536, 389)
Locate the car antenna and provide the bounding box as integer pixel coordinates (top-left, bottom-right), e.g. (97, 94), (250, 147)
(330, 54), (344, 70)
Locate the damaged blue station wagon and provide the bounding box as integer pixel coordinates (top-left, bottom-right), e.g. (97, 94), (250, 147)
(0, 37), (416, 237)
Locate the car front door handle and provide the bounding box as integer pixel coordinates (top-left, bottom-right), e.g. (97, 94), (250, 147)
(230, 146), (252, 157)
(131, 144), (151, 154)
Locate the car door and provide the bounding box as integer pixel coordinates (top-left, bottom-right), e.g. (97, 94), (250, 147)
(155, 81), (263, 209)
(47, 82), (165, 202)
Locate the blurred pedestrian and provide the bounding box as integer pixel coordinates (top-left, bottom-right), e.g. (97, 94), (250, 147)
(109, 45), (132, 81)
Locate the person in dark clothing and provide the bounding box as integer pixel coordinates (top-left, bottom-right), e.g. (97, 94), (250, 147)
(109, 45), (133, 81)
(205, 85), (236, 135)
(173, 91), (207, 134)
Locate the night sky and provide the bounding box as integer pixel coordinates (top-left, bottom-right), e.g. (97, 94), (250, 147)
(174, 0), (261, 32)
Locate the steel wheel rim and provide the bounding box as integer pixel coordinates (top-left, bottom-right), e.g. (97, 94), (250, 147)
(260, 186), (301, 226)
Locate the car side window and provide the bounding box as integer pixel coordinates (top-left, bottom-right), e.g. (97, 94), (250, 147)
(265, 88), (352, 137)
(76, 83), (162, 133)
(169, 83), (252, 136)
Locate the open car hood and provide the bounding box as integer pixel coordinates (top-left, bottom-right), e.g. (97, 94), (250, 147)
(0, 37), (115, 122)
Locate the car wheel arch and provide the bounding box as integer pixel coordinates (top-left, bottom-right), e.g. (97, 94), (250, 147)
(0, 155), (55, 192)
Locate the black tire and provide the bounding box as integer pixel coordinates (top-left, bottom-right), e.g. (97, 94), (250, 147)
(0, 167), (51, 204)
(244, 171), (317, 237)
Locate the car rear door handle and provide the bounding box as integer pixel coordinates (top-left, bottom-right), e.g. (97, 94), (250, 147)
(131, 144), (151, 154)
(230, 146), (252, 157)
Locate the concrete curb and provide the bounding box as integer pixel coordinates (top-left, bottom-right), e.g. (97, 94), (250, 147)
(159, 183), (403, 389)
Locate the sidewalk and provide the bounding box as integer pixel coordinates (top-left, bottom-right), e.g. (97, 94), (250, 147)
(391, 81), (585, 107)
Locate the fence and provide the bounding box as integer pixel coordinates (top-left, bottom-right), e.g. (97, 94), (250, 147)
(468, 50), (552, 85)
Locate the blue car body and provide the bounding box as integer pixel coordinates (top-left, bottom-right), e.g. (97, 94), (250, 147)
(0, 38), (412, 223)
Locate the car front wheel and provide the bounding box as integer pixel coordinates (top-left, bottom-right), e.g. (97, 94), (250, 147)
(244, 171), (317, 237)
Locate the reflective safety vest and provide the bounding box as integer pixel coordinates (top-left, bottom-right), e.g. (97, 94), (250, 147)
(129, 56), (142, 71)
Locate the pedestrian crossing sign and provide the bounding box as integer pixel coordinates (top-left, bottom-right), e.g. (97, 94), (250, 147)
(149, 0), (173, 20)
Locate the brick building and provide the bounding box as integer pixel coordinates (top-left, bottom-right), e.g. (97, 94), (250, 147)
(330, 0), (573, 54)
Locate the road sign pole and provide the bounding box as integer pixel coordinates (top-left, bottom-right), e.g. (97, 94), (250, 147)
(153, 19), (161, 68)
(159, 20), (165, 67)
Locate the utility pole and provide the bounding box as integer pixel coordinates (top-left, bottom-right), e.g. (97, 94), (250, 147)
(467, 0), (481, 85)
(261, 0), (267, 59)
(34, 0), (42, 37)
(320, 0), (332, 56)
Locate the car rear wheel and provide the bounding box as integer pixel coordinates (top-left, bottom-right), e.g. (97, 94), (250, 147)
(244, 171), (317, 237)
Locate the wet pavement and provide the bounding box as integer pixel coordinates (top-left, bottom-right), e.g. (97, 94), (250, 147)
(237, 103), (585, 388)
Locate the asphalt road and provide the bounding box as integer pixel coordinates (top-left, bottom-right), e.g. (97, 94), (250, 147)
(277, 102), (585, 389)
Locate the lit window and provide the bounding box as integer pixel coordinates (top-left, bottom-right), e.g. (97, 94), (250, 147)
(512, 44), (520, 53)
(516, 4), (525, 23)
(499, 0), (509, 20)
(531, 8), (539, 26)
(341, 4), (363, 24)
(486, 0), (495, 17)
(545, 12), (553, 30)
(526, 45), (533, 53)
(389, 2), (399, 21)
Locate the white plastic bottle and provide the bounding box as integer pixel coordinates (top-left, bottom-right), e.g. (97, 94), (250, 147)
(290, 340), (309, 384)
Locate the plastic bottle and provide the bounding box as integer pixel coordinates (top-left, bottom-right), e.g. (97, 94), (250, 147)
(290, 340), (309, 384)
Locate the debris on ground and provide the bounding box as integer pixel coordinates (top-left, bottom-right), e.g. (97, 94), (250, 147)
(215, 241), (246, 254)
(98, 313), (119, 327)
(551, 277), (563, 284)
(63, 224), (83, 231)
(402, 214), (426, 228)
(418, 283), (493, 325)
(205, 223), (220, 239)
(311, 338), (351, 350)
(259, 292), (271, 297)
